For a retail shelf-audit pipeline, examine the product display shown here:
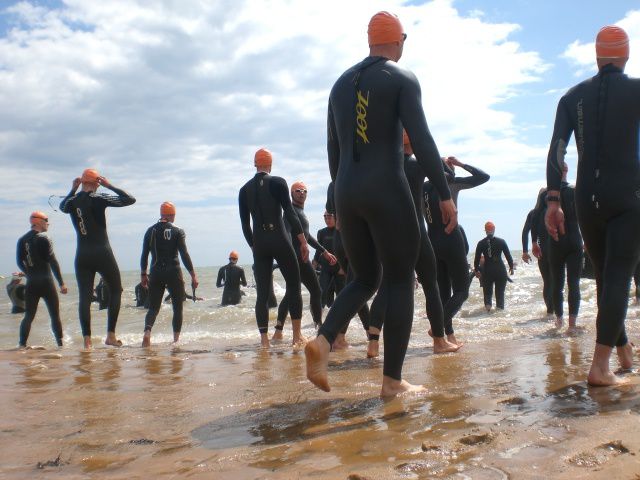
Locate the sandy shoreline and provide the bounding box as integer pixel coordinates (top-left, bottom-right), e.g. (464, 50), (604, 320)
(1, 325), (640, 479)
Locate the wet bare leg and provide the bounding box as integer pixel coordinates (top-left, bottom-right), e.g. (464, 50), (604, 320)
(485, 304), (491, 312)
(305, 335), (331, 392)
(380, 375), (426, 398)
(105, 332), (122, 347)
(555, 316), (564, 329)
(332, 332), (349, 350)
(291, 319), (307, 347)
(617, 342), (634, 370)
(142, 331), (151, 348)
(367, 327), (380, 358)
(566, 315), (578, 334)
(271, 328), (284, 343)
(587, 343), (627, 386)
(260, 332), (270, 349)
(433, 336), (460, 353)
(83, 336), (93, 349)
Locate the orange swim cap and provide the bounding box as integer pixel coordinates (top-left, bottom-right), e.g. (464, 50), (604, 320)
(485, 221), (495, 231)
(160, 201), (176, 216)
(403, 130), (410, 145)
(291, 181), (307, 193)
(368, 11), (404, 46)
(229, 250), (239, 260)
(81, 168), (100, 184)
(254, 148), (273, 168)
(596, 25), (629, 58)
(30, 211), (48, 225)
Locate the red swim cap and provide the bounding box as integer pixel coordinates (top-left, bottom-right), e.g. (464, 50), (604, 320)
(291, 181), (307, 193)
(403, 130), (410, 145)
(596, 25), (629, 58)
(485, 221), (495, 231)
(254, 148), (273, 168)
(160, 201), (176, 216)
(368, 11), (404, 47)
(30, 211), (48, 225)
(81, 168), (100, 185)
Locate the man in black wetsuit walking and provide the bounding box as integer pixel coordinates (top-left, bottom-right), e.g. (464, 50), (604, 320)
(17, 211), (68, 348)
(217, 250), (247, 306)
(60, 169), (135, 349)
(474, 222), (513, 311)
(314, 211), (343, 309)
(545, 26), (640, 386)
(239, 148), (310, 348)
(273, 181), (337, 339)
(305, 11), (457, 397)
(140, 202), (198, 347)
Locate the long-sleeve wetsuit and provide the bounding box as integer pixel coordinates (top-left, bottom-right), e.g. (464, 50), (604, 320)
(141, 221), (195, 333)
(16, 230), (65, 346)
(448, 164), (490, 206)
(523, 207), (553, 314)
(546, 63), (640, 347)
(314, 225), (343, 308)
(322, 55), (451, 380)
(239, 172), (303, 334)
(474, 236), (513, 309)
(276, 203), (324, 328)
(60, 186), (135, 337)
(217, 263), (247, 305)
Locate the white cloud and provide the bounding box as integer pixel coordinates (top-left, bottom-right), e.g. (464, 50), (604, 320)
(0, 0), (550, 272)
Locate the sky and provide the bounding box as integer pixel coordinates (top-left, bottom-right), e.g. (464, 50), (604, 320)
(0, 0), (639, 275)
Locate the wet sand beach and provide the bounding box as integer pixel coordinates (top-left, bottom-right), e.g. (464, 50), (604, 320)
(2, 264), (640, 479)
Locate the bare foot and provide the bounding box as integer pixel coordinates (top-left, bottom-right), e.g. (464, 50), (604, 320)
(105, 334), (122, 347)
(380, 377), (426, 398)
(447, 334), (463, 347)
(332, 338), (349, 350)
(427, 328), (433, 338)
(173, 332), (180, 344)
(305, 336), (331, 392)
(83, 336), (93, 349)
(367, 339), (379, 358)
(587, 363), (628, 386)
(555, 316), (564, 329)
(565, 326), (578, 336)
(141, 332), (151, 348)
(617, 343), (634, 370)
(433, 337), (460, 353)
(485, 305), (492, 312)
(271, 329), (284, 343)
(292, 334), (307, 349)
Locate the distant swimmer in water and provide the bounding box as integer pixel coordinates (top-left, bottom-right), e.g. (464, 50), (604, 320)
(239, 148), (309, 348)
(474, 222), (513, 311)
(140, 202), (198, 347)
(16, 211), (68, 348)
(305, 11), (457, 397)
(368, 132), (459, 357)
(6, 272), (26, 314)
(60, 169), (135, 349)
(274, 181), (337, 339)
(534, 163), (583, 331)
(545, 26), (640, 386)
(217, 250), (247, 306)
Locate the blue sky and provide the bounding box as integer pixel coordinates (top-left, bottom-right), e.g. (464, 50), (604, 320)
(0, 0), (638, 274)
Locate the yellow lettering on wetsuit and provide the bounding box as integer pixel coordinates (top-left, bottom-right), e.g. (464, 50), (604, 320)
(356, 90), (370, 144)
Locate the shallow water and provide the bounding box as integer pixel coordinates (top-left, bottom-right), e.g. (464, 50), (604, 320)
(2, 258), (640, 479)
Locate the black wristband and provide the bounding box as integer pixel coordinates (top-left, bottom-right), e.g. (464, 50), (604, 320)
(546, 195), (560, 203)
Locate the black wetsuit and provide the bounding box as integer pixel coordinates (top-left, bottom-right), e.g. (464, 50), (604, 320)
(523, 207), (553, 314)
(474, 236), (513, 309)
(314, 225), (342, 308)
(16, 230), (64, 346)
(448, 164), (490, 205)
(239, 172), (303, 334)
(369, 154), (445, 338)
(141, 221), (194, 334)
(547, 64), (640, 348)
(276, 203), (325, 329)
(60, 186), (135, 337)
(326, 182), (371, 336)
(217, 263), (247, 305)
(423, 178), (469, 335)
(95, 279), (110, 310)
(135, 282), (149, 308)
(546, 182), (583, 318)
(7, 281), (26, 314)
(322, 55), (451, 380)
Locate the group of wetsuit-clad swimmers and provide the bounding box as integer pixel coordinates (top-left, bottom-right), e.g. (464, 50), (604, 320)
(11, 12), (640, 395)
